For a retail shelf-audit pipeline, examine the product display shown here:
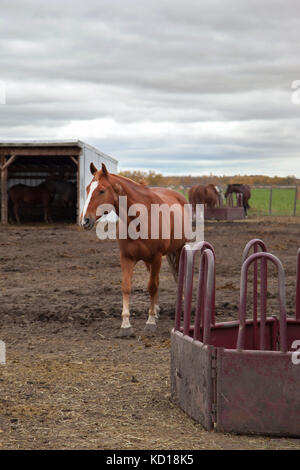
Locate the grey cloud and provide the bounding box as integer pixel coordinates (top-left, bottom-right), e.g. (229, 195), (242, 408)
(0, 0), (300, 175)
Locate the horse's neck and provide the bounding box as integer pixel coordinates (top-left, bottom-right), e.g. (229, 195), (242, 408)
(110, 174), (153, 217)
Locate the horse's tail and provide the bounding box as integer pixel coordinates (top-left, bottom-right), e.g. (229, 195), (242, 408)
(166, 246), (183, 283)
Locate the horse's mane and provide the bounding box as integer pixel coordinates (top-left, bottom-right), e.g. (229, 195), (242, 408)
(109, 173), (151, 191)
(110, 173), (144, 186)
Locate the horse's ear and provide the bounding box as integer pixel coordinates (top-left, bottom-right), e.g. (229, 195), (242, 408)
(101, 163), (109, 178)
(90, 162), (97, 175)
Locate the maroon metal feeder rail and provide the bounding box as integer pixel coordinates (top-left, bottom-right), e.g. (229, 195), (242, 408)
(171, 239), (300, 436)
(205, 192), (245, 220)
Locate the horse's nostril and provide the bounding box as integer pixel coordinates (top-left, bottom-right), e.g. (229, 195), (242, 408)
(84, 217), (90, 226)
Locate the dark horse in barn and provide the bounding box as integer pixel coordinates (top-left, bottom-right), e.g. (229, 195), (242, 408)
(225, 184), (251, 216)
(45, 176), (76, 214)
(8, 182), (53, 224)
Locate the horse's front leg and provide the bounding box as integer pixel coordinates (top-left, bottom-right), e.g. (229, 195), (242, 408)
(119, 254), (136, 337)
(144, 254), (162, 336)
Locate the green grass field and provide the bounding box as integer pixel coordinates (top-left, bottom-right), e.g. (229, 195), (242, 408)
(250, 188), (300, 216)
(177, 187), (300, 216)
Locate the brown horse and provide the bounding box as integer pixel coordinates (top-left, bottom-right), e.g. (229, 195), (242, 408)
(225, 184), (251, 216)
(8, 182), (52, 224)
(81, 163), (188, 337)
(188, 183), (219, 217)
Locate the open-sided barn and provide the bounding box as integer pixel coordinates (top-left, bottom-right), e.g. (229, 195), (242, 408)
(0, 140), (118, 224)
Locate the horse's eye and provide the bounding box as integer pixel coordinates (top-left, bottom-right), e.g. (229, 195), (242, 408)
(99, 189), (105, 194)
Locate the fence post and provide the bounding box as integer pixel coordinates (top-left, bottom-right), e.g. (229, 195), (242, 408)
(269, 187), (273, 215)
(0, 156), (8, 224)
(293, 187), (298, 216)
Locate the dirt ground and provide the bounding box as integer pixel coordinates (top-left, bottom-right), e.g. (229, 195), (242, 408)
(0, 217), (300, 450)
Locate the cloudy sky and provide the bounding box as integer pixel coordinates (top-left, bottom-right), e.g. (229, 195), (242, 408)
(1, 0), (300, 175)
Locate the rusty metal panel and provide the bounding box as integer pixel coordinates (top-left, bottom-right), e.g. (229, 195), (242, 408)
(286, 320), (300, 350)
(216, 349), (300, 436)
(170, 330), (214, 430)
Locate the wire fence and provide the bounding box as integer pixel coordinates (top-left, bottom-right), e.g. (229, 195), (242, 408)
(249, 186), (300, 216)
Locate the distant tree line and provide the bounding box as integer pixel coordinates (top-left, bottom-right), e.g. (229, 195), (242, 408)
(119, 170), (300, 187)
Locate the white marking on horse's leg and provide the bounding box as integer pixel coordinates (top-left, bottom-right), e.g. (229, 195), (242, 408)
(119, 256), (136, 335)
(121, 294), (132, 329)
(121, 310), (131, 328)
(146, 314), (156, 325)
(147, 299), (158, 325)
(82, 181), (98, 221)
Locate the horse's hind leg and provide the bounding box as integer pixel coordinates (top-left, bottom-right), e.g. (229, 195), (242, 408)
(119, 254), (136, 338)
(144, 254), (162, 336)
(13, 202), (20, 224)
(144, 261), (160, 319)
(44, 200), (52, 223)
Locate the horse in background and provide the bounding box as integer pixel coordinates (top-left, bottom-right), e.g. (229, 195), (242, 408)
(8, 182), (53, 224)
(80, 163), (188, 337)
(188, 183), (220, 218)
(225, 184), (251, 216)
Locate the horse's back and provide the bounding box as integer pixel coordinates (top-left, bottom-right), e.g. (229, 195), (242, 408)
(9, 184), (27, 200)
(151, 187), (188, 206)
(194, 185), (206, 203)
(9, 183), (50, 204)
(147, 187), (188, 252)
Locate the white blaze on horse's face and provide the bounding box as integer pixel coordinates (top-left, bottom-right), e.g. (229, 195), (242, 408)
(81, 181), (98, 229)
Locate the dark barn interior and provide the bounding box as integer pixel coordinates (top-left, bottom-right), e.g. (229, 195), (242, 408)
(0, 144), (81, 224)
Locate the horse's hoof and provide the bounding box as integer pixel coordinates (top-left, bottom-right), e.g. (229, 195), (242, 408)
(144, 323), (157, 336)
(119, 327), (135, 338)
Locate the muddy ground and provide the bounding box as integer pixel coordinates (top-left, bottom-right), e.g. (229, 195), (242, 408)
(0, 217), (300, 450)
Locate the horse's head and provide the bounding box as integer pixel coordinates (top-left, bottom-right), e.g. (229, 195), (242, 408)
(81, 162), (118, 230)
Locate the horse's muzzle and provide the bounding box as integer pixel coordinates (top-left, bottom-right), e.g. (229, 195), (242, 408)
(81, 217), (95, 231)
